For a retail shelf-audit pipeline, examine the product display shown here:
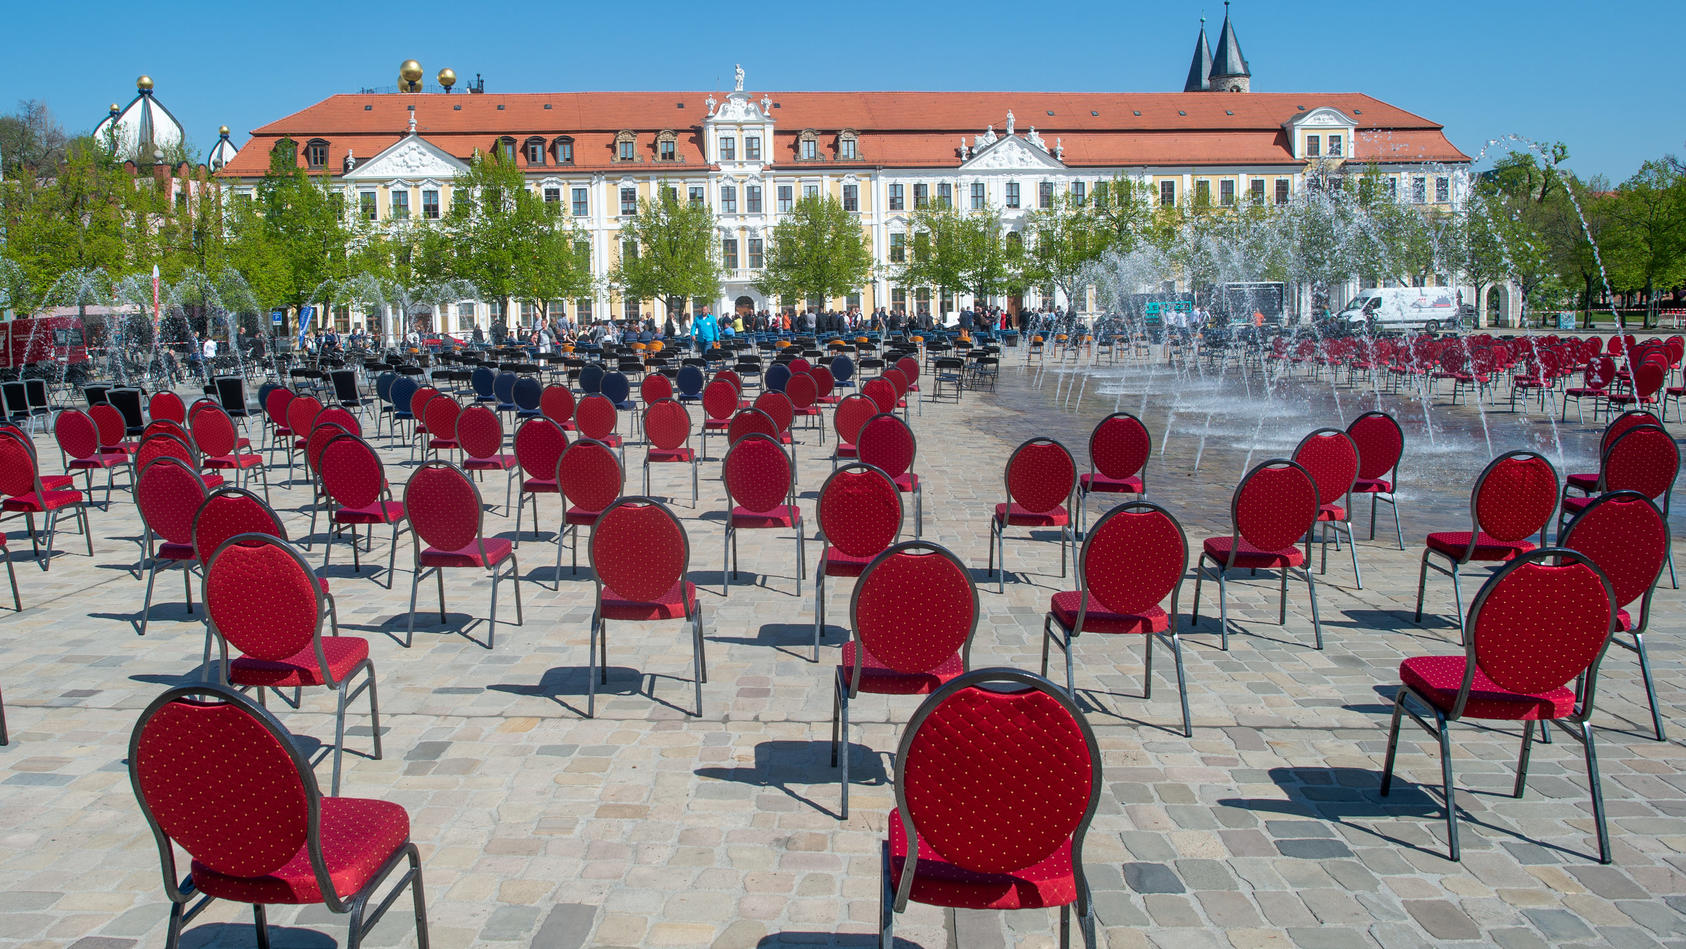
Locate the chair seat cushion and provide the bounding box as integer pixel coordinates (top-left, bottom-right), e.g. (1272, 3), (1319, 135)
(464, 454), (518, 472)
(1424, 531), (1535, 562)
(601, 580), (697, 621)
(3, 488), (83, 512)
(70, 453), (129, 470)
(1202, 536), (1304, 569)
(887, 807), (1077, 911)
(335, 501), (404, 525)
(564, 506), (604, 526)
(427, 438), (460, 450)
(821, 546), (878, 577)
(732, 504), (800, 529)
(1048, 592), (1169, 635)
(418, 537), (512, 568)
(703, 419), (730, 431)
(1399, 655), (1575, 721)
(205, 453), (263, 470)
(521, 477), (558, 494)
(158, 541), (196, 562)
(229, 636), (370, 688)
(1078, 473), (1143, 494)
(1316, 502), (1347, 522)
(1351, 476), (1392, 494)
(648, 447), (695, 463)
(1560, 495), (1593, 516)
(1566, 472), (1598, 492)
(833, 443), (858, 459)
(190, 797), (409, 905)
(894, 472), (919, 492)
(1565, 387), (1606, 397)
(838, 641), (962, 696)
(993, 503), (1069, 527)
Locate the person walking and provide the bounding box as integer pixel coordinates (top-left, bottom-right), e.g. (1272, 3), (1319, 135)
(693, 307), (719, 354)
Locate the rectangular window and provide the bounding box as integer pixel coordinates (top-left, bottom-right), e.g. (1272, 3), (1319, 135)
(577, 298), (593, 321)
(574, 240), (591, 271)
(777, 185), (793, 212)
(748, 237), (764, 269)
(619, 187), (637, 216)
(1385, 177), (1399, 199)
(527, 140), (545, 165)
(840, 137), (858, 160)
(1220, 180), (1235, 206)
(556, 139), (573, 164)
(891, 288), (906, 310)
(889, 233), (906, 263)
(746, 185), (762, 214)
(1435, 176), (1451, 203)
(842, 183), (859, 211)
(1250, 179), (1266, 204)
(720, 136), (735, 161)
(662, 185), (677, 204)
(423, 189), (440, 219)
(1275, 179), (1290, 205)
(971, 182), (985, 210)
(305, 141), (328, 168)
(618, 138), (635, 161)
(688, 186), (704, 206)
(622, 240), (638, 262)
(1411, 176), (1427, 204)
(1196, 179), (1212, 204)
(1159, 180), (1176, 207)
(457, 302), (475, 323)
(625, 297), (641, 319)
(359, 192), (377, 221)
(889, 184), (904, 211)
(1328, 134), (1343, 157)
(913, 183), (929, 209)
(1072, 181), (1086, 205)
(801, 138), (817, 160)
(658, 138), (675, 161)
(720, 184), (737, 214)
(572, 187), (588, 217)
(746, 135), (761, 161)
(1329, 176), (1345, 192)
(1306, 135), (1321, 158)
(722, 238), (738, 271)
(937, 182), (952, 208)
(1006, 182), (1021, 208)
(391, 190), (409, 219)
(1038, 181), (1054, 208)
(804, 184), (819, 199)
(543, 187), (561, 207)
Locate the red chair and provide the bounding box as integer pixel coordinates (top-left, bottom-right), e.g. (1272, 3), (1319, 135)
(1561, 490), (1670, 739)
(575, 393), (623, 455)
(1346, 410), (1405, 549)
(1381, 548), (1617, 863)
(813, 463), (902, 662)
(895, 354), (923, 416)
(1604, 359), (1666, 416)
(192, 403), (269, 503)
(261, 386), (295, 461)
(403, 461), (523, 648)
(1558, 423), (1678, 533)
(0, 428), (92, 571)
(1566, 411), (1661, 498)
(422, 395), (462, 462)
(299, 421), (351, 541)
(726, 407), (778, 446)
(284, 394), (323, 477)
(831, 393), (877, 467)
(880, 669), (1098, 947)
(405, 385), (439, 463)
(513, 416), (568, 544)
(752, 389), (797, 450)
(642, 399), (698, 506)
(785, 371), (823, 441)
(149, 390), (187, 424)
(1075, 412), (1149, 537)
(458, 405), (519, 515)
(856, 412), (921, 538)
(722, 432), (805, 596)
(1293, 428), (1363, 586)
(639, 373), (673, 406)
(881, 367), (912, 419)
(1043, 500), (1191, 735)
(1562, 355), (1615, 421)
(555, 437), (624, 579)
(90, 402), (138, 457)
(319, 433), (408, 584)
(809, 364), (839, 405)
(833, 541), (975, 818)
(54, 408), (129, 507)
(586, 497), (707, 718)
(192, 487), (297, 662)
(128, 684), (428, 949)
(1415, 450), (1558, 639)
(1191, 459), (1324, 650)
(699, 378), (738, 460)
(540, 384), (577, 431)
(862, 376), (898, 415)
(987, 438), (1077, 594)
(204, 533), (379, 795)
(133, 457), (210, 636)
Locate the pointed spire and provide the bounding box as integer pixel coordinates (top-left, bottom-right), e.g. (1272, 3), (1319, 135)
(1210, 1), (1250, 86)
(1183, 16), (1212, 92)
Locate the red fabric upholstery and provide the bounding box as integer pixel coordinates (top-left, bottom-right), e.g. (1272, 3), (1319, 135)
(731, 504), (799, 528)
(1474, 455), (1558, 542)
(455, 406), (505, 461)
(1203, 536), (1305, 569)
(1234, 463), (1319, 552)
(1006, 441), (1076, 514)
(840, 641), (963, 694)
(752, 391), (795, 432)
(1602, 426), (1678, 500)
(423, 397), (461, 448)
(819, 467), (900, 558)
(993, 502), (1069, 527)
(592, 502), (686, 602)
(207, 540), (321, 661)
(701, 380), (738, 424)
(54, 410), (101, 461)
(1472, 559), (1613, 695)
(644, 400), (692, 452)
(862, 377), (898, 414)
(858, 415), (916, 479)
(1562, 496), (1668, 611)
(640, 374), (673, 405)
(230, 638), (369, 688)
(515, 418), (568, 486)
(334, 501), (405, 525)
(321, 436), (388, 512)
(1400, 655), (1574, 720)
(2, 488), (82, 513)
(725, 436), (792, 514)
(138, 460), (209, 548)
(1295, 432), (1359, 506)
(1079, 472), (1143, 494)
(1424, 531), (1535, 562)
(405, 464), (483, 553)
(727, 409), (778, 445)
(1082, 507), (1184, 615)
(853, 548), (973, 679)
(1049, 593), (1169, 635)
(558, 441), (622, 513)
(820, 546), (878, 577)
(1088, 415), (1150, 483)
(833, 395), (878, 446)
(418, 537), (513, 568)
(191, 797), (409, 905)
(284, 397), (323, 443)
(1351, 476), (1393, 494)
(601, 580), (698, 621)
(540, 385), (575, 426)
(194, 492), (285, 562)
(887, 811), (1077, 911)
(575, 395), (618, 441)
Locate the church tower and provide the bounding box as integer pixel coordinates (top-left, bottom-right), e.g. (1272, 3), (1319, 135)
(1182, 16), (1213, 92)
(1207, 2), (1251, 92)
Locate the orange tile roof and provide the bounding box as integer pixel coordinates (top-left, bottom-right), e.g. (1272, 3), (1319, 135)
(218, 90), (1467, 178)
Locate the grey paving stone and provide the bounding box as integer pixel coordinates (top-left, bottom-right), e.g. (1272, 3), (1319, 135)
(1403, 899), (1481, 940)
(1123, 862), (1186, 895)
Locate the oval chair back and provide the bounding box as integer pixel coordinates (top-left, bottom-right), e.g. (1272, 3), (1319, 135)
(1088, 412), (1151, 484)
(305, 422), (351, 478)
(752, 390), (794, 433)
(1561, 491), (1666, 632)
(830, 354), (855, 385)
(849, 541), (977, 691)
(204, 533), (323, 666)
(514, 417), (568, 483)
(764, 363), (792, 393)
(575, 394), (618, 441)
(723, 433), (793, 514)
(600, 371), (632, 406)
(149, 391), (187, 424)
(857, 413), (915, 480)
(644, 399), (692, 452)
(54, 408), (100, 462)
(456, 405), (504, 462)
(285, 395), (323, 442)
(557, 439), (624, 516)
(701, 380), (738, 424)
(882, 367), (910, 401)
(512, 377), (543, 416)
(1347, 411), (1404, 482)
(578, 363), (605, 395)
(144, 418), (192, 444)
(590, 497), (689, 603)
(1293, 429), (1360, 507)
(264, 387), (295, 431)
(1601, 411), (1661, 452)
(1227, 459), (1320, 561)
(189, 404), (243, 459)
(727, 408), (778, 446)
(194, 487), (287, 560)
(408, 386), (439, 425)
(640, 373), (673, 405)
(471, 366), (497, 400)
(540, 385), (575, 426)
(90, 403), (129, 451)
(818, 464), (902, 557)
(833, 394), (878, 446)
(493, 372), (518, 406)
(675, 365), (706, 399)
(423, 396), (461, 445)
(320, 434), (389, 513)
(404, 461), (487, 555)
(1471, 451), (1559, 547)
(785, 372), (818, 413)
(1004, 438), (1077, 515)
(1601, 424), (1679, 504)
(136, 457), (210, 551)
(1079, 501), (1187, 624)
(809, 365), (836, 401)
(715, 368), (743, 394)
(862, 377), (898, 414)
(136, 432), (200, 472)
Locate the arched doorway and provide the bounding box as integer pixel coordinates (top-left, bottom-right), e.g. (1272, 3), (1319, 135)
(734, 295), (756, 318)
(1485, 285), (1506, 329)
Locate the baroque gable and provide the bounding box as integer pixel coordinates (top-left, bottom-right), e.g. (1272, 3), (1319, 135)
(960, 133), (1066, 172)
(345, 134), (469, 181)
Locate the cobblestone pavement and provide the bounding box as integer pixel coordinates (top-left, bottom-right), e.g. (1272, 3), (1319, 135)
(1, 350), (1683, 949)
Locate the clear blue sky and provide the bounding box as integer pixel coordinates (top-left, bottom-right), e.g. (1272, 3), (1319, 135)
(2, 0), (1677, 182)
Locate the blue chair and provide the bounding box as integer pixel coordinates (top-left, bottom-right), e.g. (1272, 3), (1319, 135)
(389, 376), (419, 440)
(830, 354), (856, 390)
(764, 363), (792, 393)
(579, 363), (606, 395)
(675, 365), (705, 403)
(513, 376), (543, 419)
(600, 371), (635, 413)
(493, 372), (519, 414)
(471, 366), (497, 403)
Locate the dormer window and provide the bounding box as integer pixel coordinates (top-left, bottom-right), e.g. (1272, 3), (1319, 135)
(524, 136), (546, 165)
(497, 136), (517, 162)
(838, 130), (859, 160)
(657, 130), (677, 162)
(799, 130), (819, 161)
(1305, 135), (1321, 159)
(304, 138), (329, 169)
(553, 136), (574, 164)
(615, 131), (637, 162)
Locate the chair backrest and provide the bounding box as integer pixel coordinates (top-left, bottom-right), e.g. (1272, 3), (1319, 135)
(1230, 459), (1320, 554)
(1080, 501), (1187, 617)
(320, 434), (388, 511)
(752, 390), (794, 432)
(188, 398), (220, 425)
(1561, 490), (1667, 626)
(136, 457), (210, 548)
(149, 391), (186, 424)
(809, 364), (835, 401)
(676, 365), (706, 397)
(408, 386), (438, 421)
(590, 497), (689, 602)
(1463, 549), (1615, 719)
(205, 533), (324, 663)
(830, 354), (855, 383)
(424, 396), (462, 442)
(895, 355), (920, 383)
(851, 541), (976, 675)
(862, 376), (898, 413)
(643, 399), (692, 451)
(575, 394), (618, 441)
(54, 409), (101, 462)
(373, 372), (395, 405)
(715, 368), (743, 393)
(404, 461), (486, 553)
(556, 438), (623, 513)
(764, 363), (792, 393)
(857, 413), (916, 479)
(129, 686), (319, 884)
(723, 432), (793, 513)
(472, 366), (497, 398)
(514, 416), (567, 483)
(304, 421), (351, 476)
(456, 405), (505, 461)
(1347, 411), (1404, 481)
(882, 366), (910, 399)
(1003, 438), (1077, 514)
(330, 369), (360, 402)
(90, 403), (128, 448)
(193, 487), (287, 559)
(493, 371), (518, 403)
(833, 393), (878, 445)
(578, 363), (605, 394)
(1088, 412), (1150, 482)
(1633, 360), (1667, 399)
(540, 385), (576, 425)
(640, 373), (673, 405)
(727, 408), (778, 445)
(189, 403), (243, 458)
(1471, 451), (1559, 543)
(513, 376), (543, 412)
(601, 371), (631, 405)
(1601, 424), (1679, 501)
(784, 371), (818, 411)
(285, 394), (322, 438)
(817, 463), (901, 557)
(136, 432), (199, 472)
(214, 376), (247, 414)
(894, 669), (1097, 881)
(0, 428), (45, 497)
(1293, 428), (1360, 506)
(145, 418), (192, 444)
(1602, 410), (1661, 452)
(701, 379), (738, 422)
(389, 376), (418, 415)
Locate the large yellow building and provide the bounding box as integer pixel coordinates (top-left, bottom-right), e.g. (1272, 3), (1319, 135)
(217, 10), (1469, 334)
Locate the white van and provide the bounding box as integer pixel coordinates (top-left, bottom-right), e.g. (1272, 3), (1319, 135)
(1335, 287), (1464, 333)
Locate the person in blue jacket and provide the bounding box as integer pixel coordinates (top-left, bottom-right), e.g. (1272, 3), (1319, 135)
(693, 308), (719, 353)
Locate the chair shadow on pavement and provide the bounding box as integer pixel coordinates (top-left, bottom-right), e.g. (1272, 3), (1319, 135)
(757, 936), (918, 948)
(178, 922), (335, 948)
(709, 622), (837, 662)
(695, 739), (888, 820)
(488, 666), (697, 719)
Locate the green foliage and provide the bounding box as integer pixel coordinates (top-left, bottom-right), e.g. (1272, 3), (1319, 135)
(754, 194), (873, 307)
(893, 205), (1017, 306)
(1023, 192), (1105, 304)
(611, 186), (720, 316)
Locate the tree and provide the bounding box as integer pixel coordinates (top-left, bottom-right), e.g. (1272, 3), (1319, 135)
(754, 194), (873, 310)
(1089, 175), (1154, 254)
(1605, 160), (1686, 325)
(1023, 193), (1103, 309)
(243, 137), (354, 324)
(0, 100), (69, 177)
(893, 205), (1014, 315)
(611, 187), (720, 321)
(0, 137), (131, 309)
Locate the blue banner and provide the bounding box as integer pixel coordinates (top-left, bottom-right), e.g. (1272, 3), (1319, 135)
(297, 306), (315, 346)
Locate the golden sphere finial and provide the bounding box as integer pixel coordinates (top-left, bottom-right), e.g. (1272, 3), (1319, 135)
(136, 75), (154, 92)
(219, 125), (230, 137)
(109, 103), (121, 115)
(437, 67), (456, 89)
(400, 60), (423, 83)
